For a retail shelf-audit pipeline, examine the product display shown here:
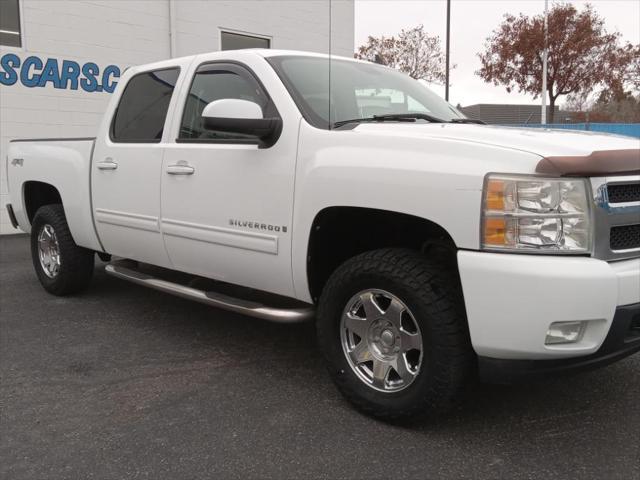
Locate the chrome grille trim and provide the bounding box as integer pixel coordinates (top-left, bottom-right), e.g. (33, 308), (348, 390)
(591, 175), (640, 261)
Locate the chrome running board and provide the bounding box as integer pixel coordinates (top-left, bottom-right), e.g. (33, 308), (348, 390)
(105, 261), (314, 323)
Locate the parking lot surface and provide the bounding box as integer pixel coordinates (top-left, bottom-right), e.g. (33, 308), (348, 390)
(1, 234), (638, 479)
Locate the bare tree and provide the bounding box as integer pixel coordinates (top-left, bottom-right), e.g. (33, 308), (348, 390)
(591, 94), (640, 123)
(355, 25), (448, 84)
(563, 93), (593, 114)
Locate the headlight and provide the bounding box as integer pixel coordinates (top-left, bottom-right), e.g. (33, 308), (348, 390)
(481, 174), (592, 253)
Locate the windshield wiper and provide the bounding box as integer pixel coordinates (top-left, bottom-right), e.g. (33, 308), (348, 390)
(373, 113), (447, 123)
(449, 118), (486, 124)
(333, 113), (447, 129)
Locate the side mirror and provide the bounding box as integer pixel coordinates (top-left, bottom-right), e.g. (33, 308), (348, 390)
(201, 99), (282, 147)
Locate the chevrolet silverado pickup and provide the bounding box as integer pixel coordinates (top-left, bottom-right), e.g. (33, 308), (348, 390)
(6, 49), (640, 420)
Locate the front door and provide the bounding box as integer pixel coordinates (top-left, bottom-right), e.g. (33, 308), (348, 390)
(92, 67), (181, 267)
(160, 61), (297, 297)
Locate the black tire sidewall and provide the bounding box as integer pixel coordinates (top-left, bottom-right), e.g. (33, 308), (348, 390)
(317, 250), (471, 418)
(31, 209), (59, 291)
(30, 205), (94, 295)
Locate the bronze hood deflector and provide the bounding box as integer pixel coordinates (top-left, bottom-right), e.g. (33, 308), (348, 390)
(536, 149), (640, 177)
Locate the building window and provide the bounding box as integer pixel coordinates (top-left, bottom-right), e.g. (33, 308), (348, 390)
(0, 0), (21, 47)
(220, 31), (270, 51)
(111, 68), (180, 143)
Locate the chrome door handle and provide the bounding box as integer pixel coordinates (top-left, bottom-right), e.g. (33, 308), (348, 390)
(96, 160), (118, 170)
(166, 163), (195, 175)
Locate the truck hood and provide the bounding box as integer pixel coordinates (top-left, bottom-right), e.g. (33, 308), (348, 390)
(353, 123), (639, 159)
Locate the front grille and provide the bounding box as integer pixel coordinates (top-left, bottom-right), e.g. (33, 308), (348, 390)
(592, 176), (640, 260)
(608, 183), (640, 203)
(610, 224), (640, 251)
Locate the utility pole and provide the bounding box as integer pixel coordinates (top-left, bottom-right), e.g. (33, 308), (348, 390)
(168, 0), (177, 58)
(445, 0), (451, 101)
(541, 0), (548, 124)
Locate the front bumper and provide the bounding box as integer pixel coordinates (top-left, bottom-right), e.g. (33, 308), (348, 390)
(458, 251), (640, 360)
(478, 303), (640, 382)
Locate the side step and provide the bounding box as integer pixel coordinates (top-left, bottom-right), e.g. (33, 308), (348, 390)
(104, 261), (315, 323)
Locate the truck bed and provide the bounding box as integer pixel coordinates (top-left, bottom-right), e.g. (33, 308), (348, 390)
(7, 137), (103, 252)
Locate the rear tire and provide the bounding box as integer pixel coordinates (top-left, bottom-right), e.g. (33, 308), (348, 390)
(30, 204), (94, 296)
(316, 248), (475, 420)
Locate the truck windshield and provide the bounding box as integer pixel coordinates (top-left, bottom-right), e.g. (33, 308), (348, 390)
(267, 55), (466, 129)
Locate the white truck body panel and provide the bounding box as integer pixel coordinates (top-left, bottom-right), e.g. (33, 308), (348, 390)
(361, 122), (637, 159)
(5, 49), (640, 364)
(290, 121), (551, 301)
(90, 56), (194, 268)
(154, 51), (304, 297)
(459, 252), (639, 359)
(7, 139), (102, 252)
(92, 141), (173, 267)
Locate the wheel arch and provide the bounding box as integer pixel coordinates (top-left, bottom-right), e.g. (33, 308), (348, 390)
(306, 206), (458, 302)
(23, 181), (63, 225)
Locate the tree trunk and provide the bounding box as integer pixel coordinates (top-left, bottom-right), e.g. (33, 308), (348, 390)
(548, 96), (556, 123)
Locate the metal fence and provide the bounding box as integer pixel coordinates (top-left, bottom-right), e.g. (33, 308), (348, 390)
(506, 123), (640, 139)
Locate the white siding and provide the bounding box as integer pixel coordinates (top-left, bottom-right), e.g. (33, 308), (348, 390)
(0, 0), (354, 233)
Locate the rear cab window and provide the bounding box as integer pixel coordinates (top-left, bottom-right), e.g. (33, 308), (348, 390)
(111, 68), (181, 143)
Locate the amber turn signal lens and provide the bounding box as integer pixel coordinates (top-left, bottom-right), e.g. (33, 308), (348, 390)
(485, 179), (505, 210)
(483, 218), (507, 246)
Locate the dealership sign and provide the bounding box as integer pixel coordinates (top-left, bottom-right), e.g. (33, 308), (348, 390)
(0, 53), (120, 93)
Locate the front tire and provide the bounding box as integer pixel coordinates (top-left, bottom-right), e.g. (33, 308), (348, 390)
(30, 204), (95, 296)
(317, 248), (475, 420)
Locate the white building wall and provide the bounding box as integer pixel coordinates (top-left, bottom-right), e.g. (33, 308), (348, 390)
(174, 0), (354, 58)
(0, 0), (354, 234)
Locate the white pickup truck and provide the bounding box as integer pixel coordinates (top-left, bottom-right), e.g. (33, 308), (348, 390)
(6, 49), (640, 419)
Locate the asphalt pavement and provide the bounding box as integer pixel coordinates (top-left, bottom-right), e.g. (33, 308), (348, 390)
(1, 234), (638, 480)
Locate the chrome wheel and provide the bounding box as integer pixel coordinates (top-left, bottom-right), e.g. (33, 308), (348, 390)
(37, 224), (61, 278)
(340, 289), (423, 392)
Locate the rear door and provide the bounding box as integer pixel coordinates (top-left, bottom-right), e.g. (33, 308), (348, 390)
(159, 60), (299, 297)
(92, 67), (182, 266)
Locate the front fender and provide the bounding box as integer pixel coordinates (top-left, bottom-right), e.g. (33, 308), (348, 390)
(290, 123), (542, 302)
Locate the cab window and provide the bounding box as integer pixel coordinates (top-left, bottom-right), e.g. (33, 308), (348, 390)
(178, 63), (274, 142)
(111, 68), (180, 143)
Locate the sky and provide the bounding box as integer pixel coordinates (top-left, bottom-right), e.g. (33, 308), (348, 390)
(353, 0), (640, 107)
